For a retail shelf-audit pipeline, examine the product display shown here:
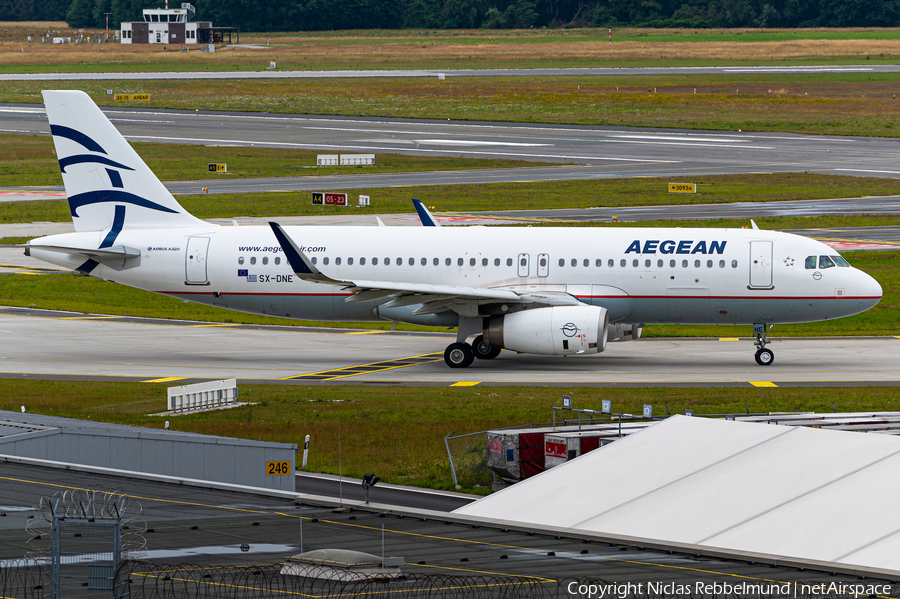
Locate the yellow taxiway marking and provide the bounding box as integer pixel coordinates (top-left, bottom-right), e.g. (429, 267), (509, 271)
(450, 381), (481, 387)
(142, 376), (187, 383)
(185, 323), (238, 328)
(718, 337), (741, 341)
(749, 381), (778, 388)
(344, 330), (384, 335)
(280, 352), (443, 381)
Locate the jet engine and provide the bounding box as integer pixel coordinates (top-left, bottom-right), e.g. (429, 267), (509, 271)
(606, 323), (644, 342)
(484, 305), (609, 356)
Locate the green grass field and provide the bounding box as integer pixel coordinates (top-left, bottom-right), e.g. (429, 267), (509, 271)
(2, 250), (896, 336)
(4, 173), (900, 224)
(2, 380), (898, 491)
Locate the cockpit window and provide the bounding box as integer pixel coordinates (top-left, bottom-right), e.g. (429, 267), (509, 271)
(819, 255), (836, 269)
(832, 255), (850, 267)
(805, 256), (817, 269)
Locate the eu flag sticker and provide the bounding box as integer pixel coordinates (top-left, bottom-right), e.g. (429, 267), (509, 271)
(238, 269), (248, 277)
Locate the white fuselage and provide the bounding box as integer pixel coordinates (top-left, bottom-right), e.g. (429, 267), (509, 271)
(31, 224), (882, 328)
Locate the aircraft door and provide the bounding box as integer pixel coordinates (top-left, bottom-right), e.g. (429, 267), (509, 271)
(749, 241), (773, 288)
(537, 253), (549, 277)
(517, 253), (529, 277)
(185, 236), (210, 284)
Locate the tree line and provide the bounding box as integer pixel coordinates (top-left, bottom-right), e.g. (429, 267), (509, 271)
(2, 0), (897, 32)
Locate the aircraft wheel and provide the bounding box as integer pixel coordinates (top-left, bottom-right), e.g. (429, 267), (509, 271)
(472, 335), (501, 360)
(755, 348), (774, 366)
(444, 343), (475, 368)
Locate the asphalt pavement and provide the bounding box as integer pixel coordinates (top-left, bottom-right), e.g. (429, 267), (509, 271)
(2, 64), (897, 81)
(4, 103), (900, 181)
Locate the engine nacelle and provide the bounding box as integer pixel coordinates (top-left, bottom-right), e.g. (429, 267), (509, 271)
(485, 305), (609, 356)
(607, 323), (644, 342)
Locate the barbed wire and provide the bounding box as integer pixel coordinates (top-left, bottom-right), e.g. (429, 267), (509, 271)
(24, 490), (147, 560)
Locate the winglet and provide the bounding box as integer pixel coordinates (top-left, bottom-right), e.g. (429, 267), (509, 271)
(269, 222), (335, 282)
(412, 199), (441, 227)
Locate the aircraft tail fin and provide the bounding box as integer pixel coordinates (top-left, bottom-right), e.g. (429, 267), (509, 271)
(42, 90), (204, 233)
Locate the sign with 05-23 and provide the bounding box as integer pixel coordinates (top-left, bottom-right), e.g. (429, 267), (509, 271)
(668, 183), (697, 193)
(266, 460), (291, 476)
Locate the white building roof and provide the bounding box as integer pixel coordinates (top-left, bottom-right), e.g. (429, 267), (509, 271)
(454, 415), (900, 575)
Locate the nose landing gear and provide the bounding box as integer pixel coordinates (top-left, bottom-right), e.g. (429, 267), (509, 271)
(753, 323), (775, 366)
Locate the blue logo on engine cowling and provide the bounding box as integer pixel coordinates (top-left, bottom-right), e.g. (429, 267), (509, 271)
(561, 323), (579, 337)
(625, 240), (727, 255)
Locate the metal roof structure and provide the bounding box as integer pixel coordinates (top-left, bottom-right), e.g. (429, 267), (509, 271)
(0, 410), (297, 491)
(455, 415), (900, 577)
(1, 461), (891, 599)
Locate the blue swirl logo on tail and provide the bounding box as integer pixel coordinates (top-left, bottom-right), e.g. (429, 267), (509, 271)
(68, 190), (179, 217)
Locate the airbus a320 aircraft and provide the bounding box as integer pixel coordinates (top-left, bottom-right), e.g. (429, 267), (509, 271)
(26, 91), (882, 368)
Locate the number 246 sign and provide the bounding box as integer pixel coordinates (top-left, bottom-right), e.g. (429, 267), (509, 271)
(266, 461), (291, 476)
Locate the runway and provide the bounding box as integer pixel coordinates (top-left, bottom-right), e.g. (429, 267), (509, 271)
(4, 103), (900, 180)
(1, 307), (897, 387)
(1, 64), (896, 81)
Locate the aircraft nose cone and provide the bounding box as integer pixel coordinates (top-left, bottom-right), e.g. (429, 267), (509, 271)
(857, 272), (883, 310)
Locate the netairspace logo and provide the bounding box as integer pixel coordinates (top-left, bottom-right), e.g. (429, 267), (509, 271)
(564, 581), (892, 599)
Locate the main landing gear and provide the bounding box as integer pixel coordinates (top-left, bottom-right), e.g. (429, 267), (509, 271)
(444, 335), (501, 368)
(753, 323), (775, 366)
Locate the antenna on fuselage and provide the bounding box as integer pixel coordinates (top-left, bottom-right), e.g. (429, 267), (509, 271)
(750, 219), (760, 230)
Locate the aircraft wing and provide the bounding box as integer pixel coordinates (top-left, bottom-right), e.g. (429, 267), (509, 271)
(269, 222), (520, 308)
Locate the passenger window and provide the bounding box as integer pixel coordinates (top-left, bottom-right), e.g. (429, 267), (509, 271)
(347, 257), (353, 265)
(421, 257), (427, 266)
(670, 260), (675, 268)
(433, 258), (439, 266)
(397, 257), (403, 265)
(620, 259), (626, 267)
(571, 259), (577, 267)
(596, 259), (602, 267)
(583, 259), (589, 267)
(238, 256), (244, 265)
(446, 258), (451, 266)
(507, 258), (513, 267)
(384, 257), (390, 265)
(250, 257), (257, 265)
(833, 255), (850, 267)
(694, 260), (700, 268)
(819, 255), (836, 269)
(459, 258), (465, 266)
(335, 257), (341, 266)
(275, 257), (281, 265)
(633, 259), (639, 267)
(645, 259), (651, 267)
(719, 260), (725, 268)
(372, 257), (378, 265)
(520, 257), (526, 267)
(262, 257), (269, 265)
(360, 257), (366, 265)
(608, 259), (614, 267)
(657, 259), (663, 268)
(409, 257), (415, 266)
(732, 260), (738, 268)
(482, 258), (488, 266)
(494, 258), (500, 266)
(559, 258), (565, 267)
(311, 257), (317, 265)
(322, 257), (328, 265)
(707, 260), (712, 268)
(682, 260), (688, 268)
(469, 258), (476, 266)
(805, 256), (817, 269)
(539, 257), (547, 267)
